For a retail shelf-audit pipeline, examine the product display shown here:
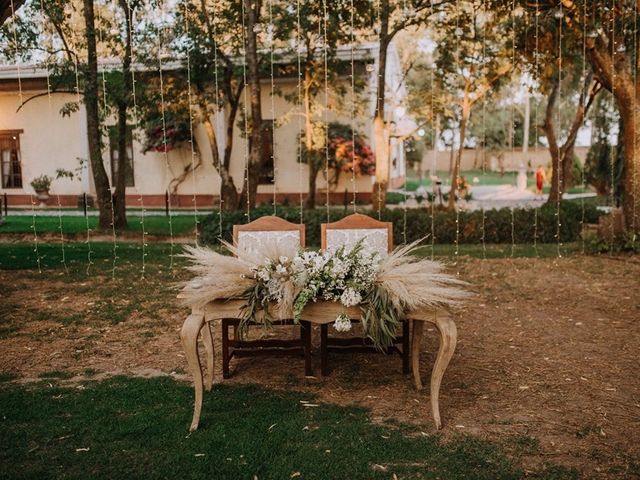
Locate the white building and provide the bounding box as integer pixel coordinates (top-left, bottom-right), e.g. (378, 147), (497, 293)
(0, 42), (411, 208)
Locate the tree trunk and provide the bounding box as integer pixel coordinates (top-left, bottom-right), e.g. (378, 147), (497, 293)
(307, 161), (319, 209)
(113, 0), (132, 230)
(372, 0), (390, 211)
(303, 67), (318, 209)
(619, 103), (640, 233)
(546, 72), (598, 204)
(586, 39), (640, 232)
(448, 105), (469, 210)
(239, 0), (263, 211)
(82, 0), (112, 230)
(543, 77), (562, 204)
(201, 109), (239, 212)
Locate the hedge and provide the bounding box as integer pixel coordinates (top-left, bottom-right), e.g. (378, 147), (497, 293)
(199, 202), (602, 246)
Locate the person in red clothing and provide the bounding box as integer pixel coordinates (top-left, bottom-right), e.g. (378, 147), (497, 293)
(535, 165), (547, 196)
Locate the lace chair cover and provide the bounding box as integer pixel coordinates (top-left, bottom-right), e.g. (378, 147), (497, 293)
(237, 230), (302, 256)
(325, 228), (389, 257)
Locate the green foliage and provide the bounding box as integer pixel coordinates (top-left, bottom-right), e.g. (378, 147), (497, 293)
(0, 214), (202, 236)
(385, 191), (406, 204)
(29, 174), (53, 192)
(0, 376), (579, 479)
(199, 202), (602, 246)
(584, 232), (640, 255)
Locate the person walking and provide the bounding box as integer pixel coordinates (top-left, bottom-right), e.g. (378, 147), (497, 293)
(535, 165), (547, 197)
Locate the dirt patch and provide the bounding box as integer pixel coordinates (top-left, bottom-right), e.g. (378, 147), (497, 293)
(1, 255), (639, 478)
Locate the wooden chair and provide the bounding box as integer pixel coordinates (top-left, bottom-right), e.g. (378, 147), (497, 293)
(222, 216), (312, 378)
(319, 213), (410, 376)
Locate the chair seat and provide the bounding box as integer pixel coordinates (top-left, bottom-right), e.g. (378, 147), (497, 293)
(221, 318), (312, 378)
(320, 319), (410, 376)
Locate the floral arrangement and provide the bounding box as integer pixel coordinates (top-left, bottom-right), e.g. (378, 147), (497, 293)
(143, 123), (191, 153)
(329, 136), (375, 177)
(30, 175), (53, 192)
(181, 239), (469, 350)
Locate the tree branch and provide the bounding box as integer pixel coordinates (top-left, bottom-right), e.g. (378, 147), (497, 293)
(15, 90), (79, 112)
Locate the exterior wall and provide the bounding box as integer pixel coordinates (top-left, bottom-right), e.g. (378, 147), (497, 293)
(419, 146), (591, 174)
(0, 48), (409, 207)
(0, 91), (89, 198)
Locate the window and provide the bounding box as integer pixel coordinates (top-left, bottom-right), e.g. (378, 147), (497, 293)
(258, 121), (274, 185)
(108, 126), (135, 187)
(0, 131), (23, 189)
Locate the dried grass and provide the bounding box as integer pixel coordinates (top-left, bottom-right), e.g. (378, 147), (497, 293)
(179, 240), (300, 312)
(376, 239), (472, 312)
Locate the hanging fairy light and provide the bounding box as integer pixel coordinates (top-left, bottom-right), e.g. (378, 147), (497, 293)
(183, 2), (199, 245)
(296, 0), (303, 224)
(158, 0), (175, 270)
(125, 0), (146, 278)
(350, 0), (357, 212)
(556, 4), (563, 258)
(69, 9), (93, 274)
(481, 0), (486, 260)
(510, 0), (516, 258)
(533, 1), (539, 257)
(11, 0), (41, 272)
(323, 0), (330, 223)
(241, 0), (251, 222)
(40, 0), (67, 271)
(581, 0), (587, 253)
(430, 0), (435, 260)
(211, 0), (223, 242)
(609, 0), (615, 253)
(97, 3), (118, 279)
(268, 0), (277, 215)
(633, 0), (638, 243)
(453, 0), (460, 270)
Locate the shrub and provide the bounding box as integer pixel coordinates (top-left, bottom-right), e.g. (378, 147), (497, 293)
(199, 202), (602, 246)
(385, 192), (406, 205)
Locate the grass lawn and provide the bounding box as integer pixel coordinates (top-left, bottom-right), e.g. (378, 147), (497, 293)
(0, 214), (205, 236)
(0, 376), (577, 480)
(0, 241), (582, 272)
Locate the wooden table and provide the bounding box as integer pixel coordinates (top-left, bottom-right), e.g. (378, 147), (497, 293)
(180, 299), (457, 432)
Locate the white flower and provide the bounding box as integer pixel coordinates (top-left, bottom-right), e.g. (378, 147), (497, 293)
(279, 256), (289, 264)
(333, 314), (352, 332)
(275, 264), (287, 275)
(340, 288), (362, 307)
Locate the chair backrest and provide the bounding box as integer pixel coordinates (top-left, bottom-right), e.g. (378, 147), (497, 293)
(321, 213), (393, 255)
(233, 216), (305, 255)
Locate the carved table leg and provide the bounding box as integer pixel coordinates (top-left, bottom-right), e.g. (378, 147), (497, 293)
(180, 312), (205, 432)
(430, 312), (457, 430)
(201, 320), (214, 392)
(411, 319), (425, 391)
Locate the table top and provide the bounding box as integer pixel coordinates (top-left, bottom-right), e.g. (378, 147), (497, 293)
(186, 298), (446, 324)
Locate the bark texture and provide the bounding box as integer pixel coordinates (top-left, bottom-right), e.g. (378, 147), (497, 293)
(83, 0), (113, 230)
